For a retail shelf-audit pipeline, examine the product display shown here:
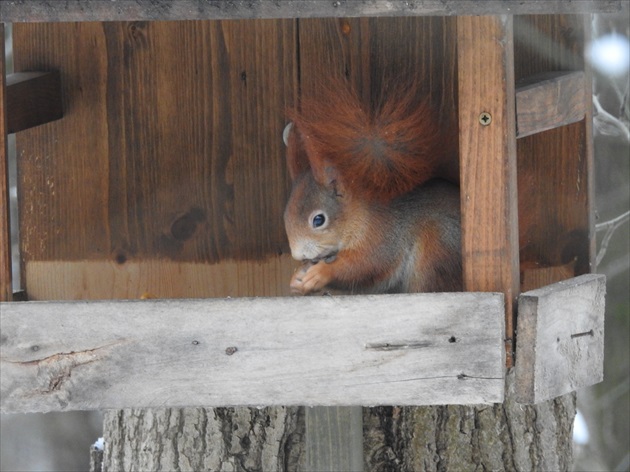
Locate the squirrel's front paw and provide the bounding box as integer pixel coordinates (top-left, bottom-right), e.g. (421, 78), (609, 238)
(290, 261), (332, 295)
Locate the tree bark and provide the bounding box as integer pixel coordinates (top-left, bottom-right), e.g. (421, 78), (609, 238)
(363, 369), (576, 472)
(99, 407), (304, 472)
(96, 371), (575, 472)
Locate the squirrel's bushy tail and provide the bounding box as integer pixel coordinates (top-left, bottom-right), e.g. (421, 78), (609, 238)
(288, 78), (443, 202)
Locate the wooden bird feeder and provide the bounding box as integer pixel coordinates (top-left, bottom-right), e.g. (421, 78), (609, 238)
(0, 0), (614, 417)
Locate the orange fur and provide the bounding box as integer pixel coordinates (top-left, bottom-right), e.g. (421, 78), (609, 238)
(287, 79), (444, 202)
(284, 79), (462, 295)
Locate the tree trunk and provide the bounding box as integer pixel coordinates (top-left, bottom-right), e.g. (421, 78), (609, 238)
(98, 407), (304, 472)
(363, 369), (576, 472)
(96, 370), (575, 472)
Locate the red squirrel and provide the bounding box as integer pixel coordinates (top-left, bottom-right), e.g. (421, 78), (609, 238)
(283, 80), (462, 295)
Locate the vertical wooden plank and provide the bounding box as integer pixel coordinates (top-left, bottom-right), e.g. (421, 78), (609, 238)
(457, 15), (519, 364)
(0, 23), (12, 301)
(515, 15), (594, 289)
(13, 20), (297, 299)
(305, 407), (363, 472)
(583, 15), (595, 274)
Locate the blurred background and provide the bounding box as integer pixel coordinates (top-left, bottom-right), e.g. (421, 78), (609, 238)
(573, 11), (630, 472)
(1, 10), (629, 472)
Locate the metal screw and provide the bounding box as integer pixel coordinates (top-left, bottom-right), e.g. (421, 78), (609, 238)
(479, 112), (492, 126)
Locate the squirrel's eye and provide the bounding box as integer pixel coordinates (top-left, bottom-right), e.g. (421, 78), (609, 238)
(312, 213), (326, 229)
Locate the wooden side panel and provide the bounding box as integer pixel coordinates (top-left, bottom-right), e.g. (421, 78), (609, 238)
(457, 16), (519, 362)
(0, 24), (11, 301)
(515, 15), (594, 290)
(515, 274), (605, 404)
(0, 293), (506, 413)
(13, 21), (297, 299)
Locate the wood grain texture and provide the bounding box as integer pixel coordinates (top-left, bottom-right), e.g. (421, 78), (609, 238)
(6, 71), (63, 133)
(13, 21), (297, 298)
(0, 24), (12, 301)
(457, 15), (519, 363)
(515, 15), (594, 288)
(520, 260), (576, 293)
(0, 0), (625, 22)
(23, 258), (296, 300)
(0, 293), (506, 413)
(515, 71), (586, 138)
(515, 274), (605, 404)
(305, 406), (363, 472)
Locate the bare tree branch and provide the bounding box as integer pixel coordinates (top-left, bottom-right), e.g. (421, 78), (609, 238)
(596, 210), (630, 266)
(593, 94), (630, 141)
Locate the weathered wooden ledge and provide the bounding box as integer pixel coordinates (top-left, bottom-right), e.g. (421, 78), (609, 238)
(515, 274), (606, 404)
(0, 292), (506, 413)
(0, 0), (625, 23)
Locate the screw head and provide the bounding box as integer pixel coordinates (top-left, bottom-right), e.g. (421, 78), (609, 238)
(479, 112), (492, 126)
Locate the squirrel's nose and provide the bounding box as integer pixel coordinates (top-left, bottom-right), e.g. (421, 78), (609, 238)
(287, 240), (302, 261)
(288, 239), (312, 261)
(290, 247), (306, 261)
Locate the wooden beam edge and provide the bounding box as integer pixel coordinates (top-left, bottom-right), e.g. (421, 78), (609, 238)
(7, 71), (64, 134)
(514, 274), (606, 404)
(0, 0), (625, 22)
(516, 71), (586, 139)
(0, 23), (12, 301)
(1, 293), (506, 413)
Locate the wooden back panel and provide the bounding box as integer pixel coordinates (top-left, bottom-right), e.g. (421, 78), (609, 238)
(13, 18), (457, 301)
(14, 20), (298, 299)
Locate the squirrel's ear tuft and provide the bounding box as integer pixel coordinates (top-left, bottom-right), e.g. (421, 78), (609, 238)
(285, 122), (311, 181)
(282, 122), (293, 147)
(321, 165), (344, 197)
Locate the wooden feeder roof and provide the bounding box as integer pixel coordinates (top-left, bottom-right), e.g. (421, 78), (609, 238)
(0, 0), (626, 23)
